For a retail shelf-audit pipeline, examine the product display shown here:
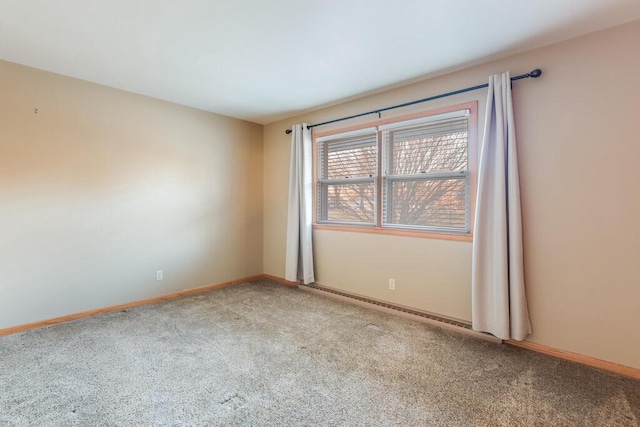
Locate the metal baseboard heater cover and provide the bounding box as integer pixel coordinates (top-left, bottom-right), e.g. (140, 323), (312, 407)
(299, 283), (501, 344)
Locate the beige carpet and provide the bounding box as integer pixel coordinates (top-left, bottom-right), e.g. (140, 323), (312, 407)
(1, 280), (638, 426)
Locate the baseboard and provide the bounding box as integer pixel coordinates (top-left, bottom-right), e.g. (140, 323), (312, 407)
(506, 340), (640, 380)
(3, 273), (638, 380)
(0, 274), (263, 337)
(261, 274), (299, 287)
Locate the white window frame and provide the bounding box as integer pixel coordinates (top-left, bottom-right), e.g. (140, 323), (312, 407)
(313, 102), (478, 241)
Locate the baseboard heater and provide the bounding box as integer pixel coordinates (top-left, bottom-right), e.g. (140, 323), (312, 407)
(298, 283), (501, 344)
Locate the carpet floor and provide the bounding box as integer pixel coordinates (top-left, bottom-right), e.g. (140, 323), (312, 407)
(0, 280), (638, 426)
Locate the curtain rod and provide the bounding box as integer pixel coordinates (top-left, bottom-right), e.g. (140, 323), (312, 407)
(285, 68), (542, 134)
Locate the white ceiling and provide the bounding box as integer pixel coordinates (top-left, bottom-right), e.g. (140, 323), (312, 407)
(2, 1), (640, 124)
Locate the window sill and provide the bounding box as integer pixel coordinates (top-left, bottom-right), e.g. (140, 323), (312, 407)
(312, 224), (473, 242)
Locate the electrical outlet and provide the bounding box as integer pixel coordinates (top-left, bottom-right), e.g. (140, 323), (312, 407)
(156, 270), (163, 281)
(388, 278), (396, 290)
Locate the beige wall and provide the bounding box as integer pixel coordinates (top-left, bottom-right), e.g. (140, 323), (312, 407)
(263, 21), (640, 368)
(0, 60), (263, 329)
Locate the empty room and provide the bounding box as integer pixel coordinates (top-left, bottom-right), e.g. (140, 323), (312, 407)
(1, 1), (639, 425)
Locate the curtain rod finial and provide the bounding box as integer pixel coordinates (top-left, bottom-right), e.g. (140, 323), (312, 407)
(529, 69), (542, 78)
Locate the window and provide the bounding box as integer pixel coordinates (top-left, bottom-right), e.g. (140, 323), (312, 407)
(315, 104), (476, 238)
(317, 129), (378, 225)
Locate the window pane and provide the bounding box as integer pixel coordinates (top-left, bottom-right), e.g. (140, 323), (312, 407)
(387, 120), (468, 175)
(384, 178), (467, 229)
(324, 182), (375, 224)
(320, 134), (377, 179)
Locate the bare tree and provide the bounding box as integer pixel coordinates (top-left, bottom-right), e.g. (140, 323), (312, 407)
(387, 131), (467, 228)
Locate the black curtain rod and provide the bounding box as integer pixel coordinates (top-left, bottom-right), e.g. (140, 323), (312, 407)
(285, 68), (542, 134)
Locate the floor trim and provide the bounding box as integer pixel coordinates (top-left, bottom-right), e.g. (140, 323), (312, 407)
(3, 273), (639, 380)
(506, 339), (640, 380)
(261, 274), (299, 287)
(0, 274), (263, 337)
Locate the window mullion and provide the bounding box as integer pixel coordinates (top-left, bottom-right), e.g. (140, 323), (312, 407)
(385, 171), (467, 181)
(318, 177), (374, 185)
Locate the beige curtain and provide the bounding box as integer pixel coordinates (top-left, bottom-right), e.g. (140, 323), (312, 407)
(285, 123), (315, 284)
(472, 72), (531, 341)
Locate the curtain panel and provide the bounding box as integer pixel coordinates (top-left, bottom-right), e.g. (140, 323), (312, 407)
(285, 123), (315, 284)
(472, 72), (532, 341)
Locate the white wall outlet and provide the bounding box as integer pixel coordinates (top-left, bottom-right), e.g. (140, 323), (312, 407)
(388, 278), (396, 290)
(156, 270), (163, 281)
